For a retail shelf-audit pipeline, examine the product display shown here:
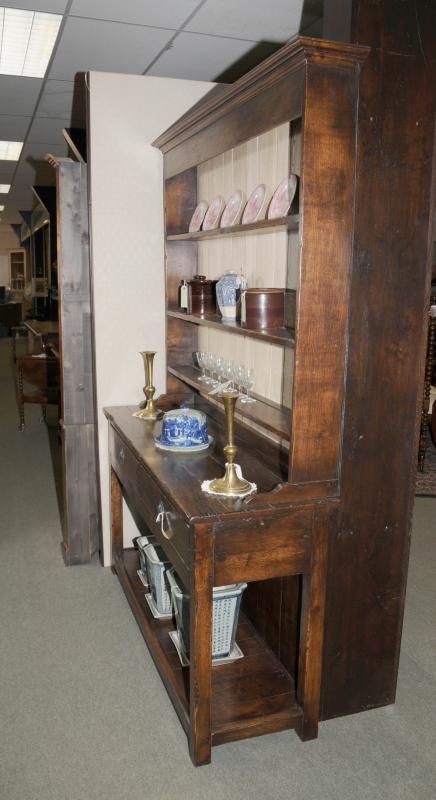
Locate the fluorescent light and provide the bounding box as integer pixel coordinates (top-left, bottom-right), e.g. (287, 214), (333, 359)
(0, 184), (11, 193)
(0, 205), (4, 211)
(0, 141), (23, 160)
(0, 8), (62, 78)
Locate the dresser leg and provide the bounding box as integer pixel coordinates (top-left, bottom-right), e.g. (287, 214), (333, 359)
(296, 512), (329, 741)
(110, 467), (123, 562)
(189, 524), (213, 766)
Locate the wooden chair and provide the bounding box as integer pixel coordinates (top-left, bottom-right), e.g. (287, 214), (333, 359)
(15, 352), (60, 431)
(418, 299), (436, 470)
(10, 324), (28, 363)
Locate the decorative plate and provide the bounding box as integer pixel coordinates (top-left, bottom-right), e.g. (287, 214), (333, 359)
(267, 174), (298, 219)
(241, 184), (269, 224)
(202, 195), (225, 230)
(145, 593), (173, 620)
(154, 435), (213, 453)
(188, 201), (208, 232)
(220, 190), (246, 227)
(168, 630), (244, 667)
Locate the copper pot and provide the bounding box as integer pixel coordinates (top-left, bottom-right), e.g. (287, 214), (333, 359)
(242, 288), (285, 329)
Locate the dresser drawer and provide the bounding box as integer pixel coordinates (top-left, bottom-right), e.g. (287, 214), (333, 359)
(110, 429), (192, 580)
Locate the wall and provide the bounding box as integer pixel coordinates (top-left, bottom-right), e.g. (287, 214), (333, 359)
(88, 73), (214, 565)
(0, 229), (20, 285)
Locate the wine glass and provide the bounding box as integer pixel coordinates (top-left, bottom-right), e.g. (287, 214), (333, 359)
(208, 353), (218, 386)
(221, 359), (235, 392)
(202, 352), (214, 384)
(197, 351), (209, 382)
(240, 366), (256, 403)
(214, 355), (224, 385)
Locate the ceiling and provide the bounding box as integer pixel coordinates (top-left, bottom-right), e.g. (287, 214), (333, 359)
(0, 0), (323, 231)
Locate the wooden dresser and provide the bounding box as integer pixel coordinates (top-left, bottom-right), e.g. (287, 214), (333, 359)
(105, 36), (372, 765)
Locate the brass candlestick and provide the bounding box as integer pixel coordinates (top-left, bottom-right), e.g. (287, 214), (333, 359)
(136, 351), (164, 420)
(209, 391), (252, 496)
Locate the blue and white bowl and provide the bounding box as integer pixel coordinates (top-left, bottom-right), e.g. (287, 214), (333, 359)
(156, 409), (209, 448)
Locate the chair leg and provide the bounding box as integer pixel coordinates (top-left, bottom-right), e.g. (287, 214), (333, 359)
(40, 405), (47, 424)
(16, 366), (25, 431)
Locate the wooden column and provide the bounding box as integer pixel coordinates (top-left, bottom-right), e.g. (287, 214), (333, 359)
(321, 0), (436, 718)
(52, 157), (102, 565)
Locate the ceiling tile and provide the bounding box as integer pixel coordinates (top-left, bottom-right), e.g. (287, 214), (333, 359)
(186, 0), (303, 42)
(69, 0), (201, 28)
(0, 76), (43, 115)
(147, 32), (259, 81)
(37, 80), (75, 120)
(0, 115), (32, 140)
(14, 158), (55, 186)
(27, 117), (68, 144)
(1, 0), (68, 10)
(22, 142), (69, 161)
(0, 163), (16, 181)
(48, 16), (174, 81)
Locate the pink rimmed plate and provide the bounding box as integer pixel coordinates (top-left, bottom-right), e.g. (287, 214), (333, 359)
(220, 190), (246, 227)
(202, 195), (225, 230)
(188, 201), (208, 233)
(267, 174), (298, 219)
(242, 184), (269, 224)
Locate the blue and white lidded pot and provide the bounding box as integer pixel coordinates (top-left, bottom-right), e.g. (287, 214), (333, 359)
(215, 270), (246, 322)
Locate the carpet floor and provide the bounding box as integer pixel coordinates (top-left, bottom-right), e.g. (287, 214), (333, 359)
(416, 428), (436, 496)
(1, 337), (436, 800)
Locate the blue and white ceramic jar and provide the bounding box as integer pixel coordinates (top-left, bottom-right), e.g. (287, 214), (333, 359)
(215, 270), (246, 322)
(157, 408), (208, 447)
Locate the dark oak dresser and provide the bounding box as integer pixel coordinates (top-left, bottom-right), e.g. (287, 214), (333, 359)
(105, 36), (371, 766)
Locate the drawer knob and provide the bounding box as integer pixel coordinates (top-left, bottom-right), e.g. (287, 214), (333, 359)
(156, 501), (173, 540)
(119, 448), (125, 463)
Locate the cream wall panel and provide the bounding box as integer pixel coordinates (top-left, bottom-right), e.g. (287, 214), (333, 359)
(196, 123), (296, 407)
(88, 72), (214, 564)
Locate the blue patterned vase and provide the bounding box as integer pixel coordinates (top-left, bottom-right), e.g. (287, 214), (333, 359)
(215, 271), (246, 322)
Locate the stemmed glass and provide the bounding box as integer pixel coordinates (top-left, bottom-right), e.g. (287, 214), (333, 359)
(240, 366), (256, 403)
(196, 351), (209, 382)
(221, 359), (235, 393)
(214, 355), (224, 385)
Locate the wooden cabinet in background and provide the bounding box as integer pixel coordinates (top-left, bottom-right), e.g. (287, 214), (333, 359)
(8, 248), (26, 292)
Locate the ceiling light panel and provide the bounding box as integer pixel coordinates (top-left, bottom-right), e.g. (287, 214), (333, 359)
(0, 140), (23, 160)
(0, 205), (4, 210)
(0, 7), (62, 78)
(0, 184), (11, 193)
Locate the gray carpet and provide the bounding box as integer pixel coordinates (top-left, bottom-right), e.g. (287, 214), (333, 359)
(1, 336), (435, 800)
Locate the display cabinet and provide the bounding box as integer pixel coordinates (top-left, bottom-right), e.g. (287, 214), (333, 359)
(106, 36), (368, 766)
(8, 248), (26, 292)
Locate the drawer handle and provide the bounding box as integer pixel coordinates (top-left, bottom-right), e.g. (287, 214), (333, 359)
(156, 502), (173, 540)
(119, 448), (125, 463)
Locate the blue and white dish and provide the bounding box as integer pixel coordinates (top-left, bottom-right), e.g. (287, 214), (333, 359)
(155, 408), (211, 450)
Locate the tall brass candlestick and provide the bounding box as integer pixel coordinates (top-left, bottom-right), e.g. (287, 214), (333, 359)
(209, 391), (252, 496)
(136, 351), (163, 420)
